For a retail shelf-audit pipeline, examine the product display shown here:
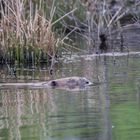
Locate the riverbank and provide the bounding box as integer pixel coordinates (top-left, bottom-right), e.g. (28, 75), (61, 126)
(0, 0), (140, 65)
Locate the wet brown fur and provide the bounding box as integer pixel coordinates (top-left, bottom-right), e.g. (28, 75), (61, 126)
(43, 77), (92, 89)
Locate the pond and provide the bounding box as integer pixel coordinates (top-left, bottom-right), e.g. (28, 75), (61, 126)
(0, 52), (140, 140)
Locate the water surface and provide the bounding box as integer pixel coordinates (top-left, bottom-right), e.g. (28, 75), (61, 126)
(0, 53), (140, 140)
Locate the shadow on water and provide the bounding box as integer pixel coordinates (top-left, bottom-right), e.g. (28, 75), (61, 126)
(0, 52), (140, 140)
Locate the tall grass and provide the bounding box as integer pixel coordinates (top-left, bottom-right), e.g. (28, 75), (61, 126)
(0, 0), (139, 65)
(0, 0), (78, 65)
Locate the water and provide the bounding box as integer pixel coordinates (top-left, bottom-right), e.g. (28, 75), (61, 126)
(0, 53), (140, 140)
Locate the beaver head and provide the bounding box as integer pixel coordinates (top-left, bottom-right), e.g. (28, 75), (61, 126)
(78, 77), (93, 88)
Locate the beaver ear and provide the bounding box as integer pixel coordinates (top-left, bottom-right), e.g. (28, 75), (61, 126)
(50, 80), (58, 87)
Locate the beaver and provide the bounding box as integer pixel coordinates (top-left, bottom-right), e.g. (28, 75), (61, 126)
(0, 77), (93, 90)
(42, 77), (93, 89)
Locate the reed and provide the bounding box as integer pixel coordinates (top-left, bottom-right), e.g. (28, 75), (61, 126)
(0, 0), (139, 65)
(0, 0), (78, 65)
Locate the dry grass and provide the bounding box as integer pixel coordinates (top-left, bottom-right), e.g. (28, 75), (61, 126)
(0, 0), (57, 56)
(0, 0), (79, 64)
(0, 0), (139, 61)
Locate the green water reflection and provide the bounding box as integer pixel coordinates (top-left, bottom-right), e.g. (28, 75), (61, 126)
(0, 54), (140, 140)
(111, 102), (140, 140)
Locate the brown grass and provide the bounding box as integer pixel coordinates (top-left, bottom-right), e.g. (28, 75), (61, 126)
(0, 0), (64, 61)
